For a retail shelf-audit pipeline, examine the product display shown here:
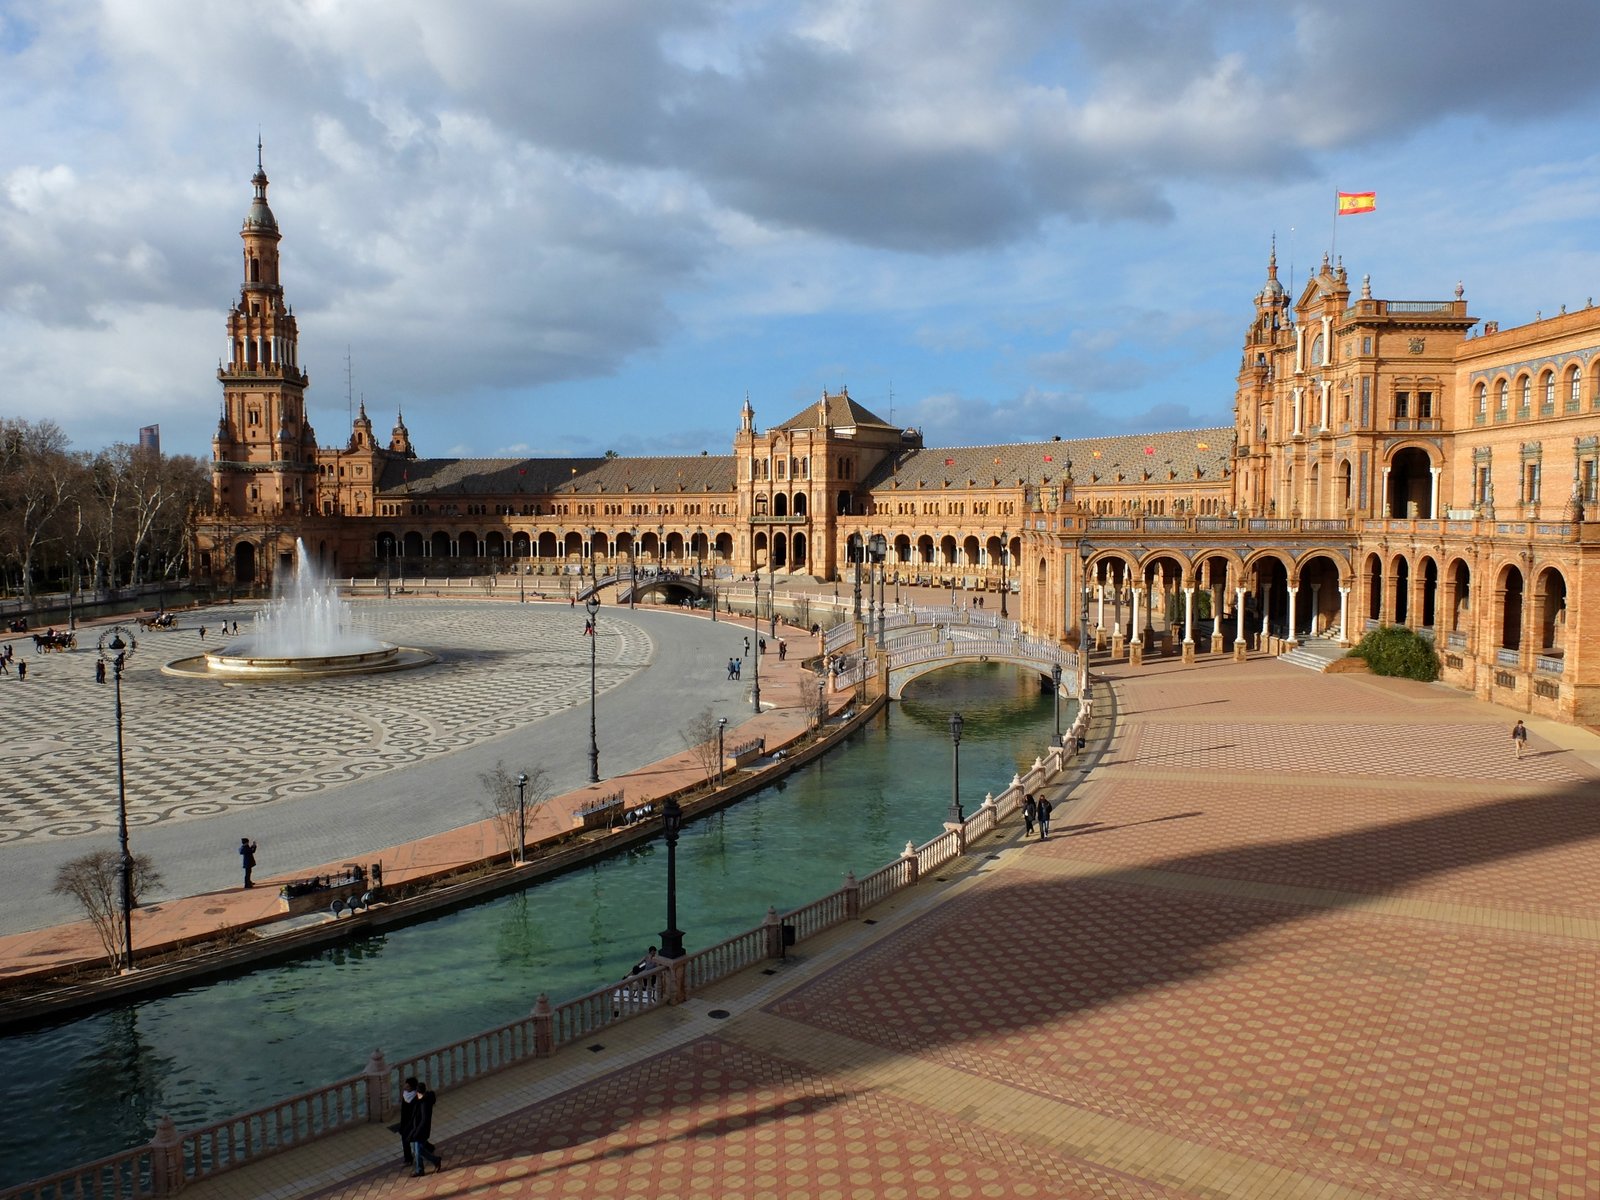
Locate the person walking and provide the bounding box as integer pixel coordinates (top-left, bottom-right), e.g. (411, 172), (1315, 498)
(1511, 719), (1528, 759)
(15, 659), (25, 681)
(394, 1080), (419, 1170)
(1022, 794), (1037, 838)
(407, 1080), (443, 1175)
(727, 657), (737, 680)
(95, 658), (105, 684)
(238, 837), (258, 888)
(1036, 795), (1053, 841)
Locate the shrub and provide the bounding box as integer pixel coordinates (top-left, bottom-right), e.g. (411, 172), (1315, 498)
(1348, 625), (1441, 682)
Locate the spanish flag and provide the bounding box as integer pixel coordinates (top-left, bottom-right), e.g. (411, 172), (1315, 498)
(1337, 191), (1376, 216)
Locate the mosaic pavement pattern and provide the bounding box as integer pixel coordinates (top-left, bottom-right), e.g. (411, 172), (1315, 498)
(0, 601), (651, 845)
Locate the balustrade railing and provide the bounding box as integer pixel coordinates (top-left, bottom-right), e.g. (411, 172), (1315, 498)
(6, 720), (1077, 1200)
(1535, 655), (1565, 675)
(1496, 647), (1520, 667)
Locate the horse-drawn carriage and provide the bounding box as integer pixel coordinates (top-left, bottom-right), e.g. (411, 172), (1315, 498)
(136, 612), (176, 631)
(32, 629), (76, 652)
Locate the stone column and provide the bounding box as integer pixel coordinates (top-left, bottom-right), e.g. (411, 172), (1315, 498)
(1286, 586), (1299, 646)
(1129, 585), (1143, 666)
(1182, 586), (1196, 663)
(1429, 465), (1441, 518)
(1309, 582), (1321, 637)
(1380, 466), (1392, 518)
(1338, 586), (1351, 645)
(1234, 585), (1248, 661)
(1292, 386), (1303, 437)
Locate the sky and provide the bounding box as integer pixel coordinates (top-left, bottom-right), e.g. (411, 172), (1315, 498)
(2, 0), (1599, 464)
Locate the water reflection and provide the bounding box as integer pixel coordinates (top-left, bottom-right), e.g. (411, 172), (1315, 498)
(3, 663), (1059, 1188)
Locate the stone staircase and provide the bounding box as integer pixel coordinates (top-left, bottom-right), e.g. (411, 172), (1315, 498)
(1278, 635), (1348, 673)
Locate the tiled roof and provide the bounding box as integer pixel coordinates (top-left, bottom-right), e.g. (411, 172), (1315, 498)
(775, 389), (898, 432)
(376, 455), (738, 496)
(863, 428), (1235, 489)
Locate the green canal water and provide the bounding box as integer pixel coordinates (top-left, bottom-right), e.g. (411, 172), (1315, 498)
(5, 662), (1062, 1188)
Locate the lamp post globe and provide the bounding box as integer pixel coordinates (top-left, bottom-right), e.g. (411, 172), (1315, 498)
(586, 596), (601, 783)
(947, 711), (964, 825)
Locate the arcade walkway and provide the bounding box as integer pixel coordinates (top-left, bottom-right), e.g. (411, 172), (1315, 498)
(175, 651), (1600, 1200)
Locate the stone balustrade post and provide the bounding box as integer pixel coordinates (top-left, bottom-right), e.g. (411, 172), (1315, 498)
(148, 1116), (183, 1196)
(764, 905), (785, 959)
(842, 870), (861, 919)
(362, 1048), (391, 1124)
(902, 840), (920, 885)
(532, 993), (554, 1057)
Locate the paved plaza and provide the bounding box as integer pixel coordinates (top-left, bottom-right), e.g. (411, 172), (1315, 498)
(183, 651), (1600, 1200)
(0, 599), (759, 935)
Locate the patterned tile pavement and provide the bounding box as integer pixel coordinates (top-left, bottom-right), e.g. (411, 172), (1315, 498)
(180, 651), (1600, 1200)
(0, 601), (649, 844)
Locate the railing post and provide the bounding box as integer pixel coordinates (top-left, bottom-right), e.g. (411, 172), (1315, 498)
(902, 840), (919, 885)
(842, 870), (860, 919)
(149, 1115), (183, 1196)
(362, 1049), (390, 1124)
(764, 905), (784, 959)
(532, 993), (554, 1057)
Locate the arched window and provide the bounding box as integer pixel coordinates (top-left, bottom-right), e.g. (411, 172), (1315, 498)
(1498, 380), (1509, 416)
(1520, 375), (1531, 412)
(1310, 333), (1325, 365)
(1570, 366), (1582, 408)
(1476, 383), (1487, 419)
(1542, 371), (1555, 410)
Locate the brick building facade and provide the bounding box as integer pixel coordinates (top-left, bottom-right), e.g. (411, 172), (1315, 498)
(196, 166), (1600, 723)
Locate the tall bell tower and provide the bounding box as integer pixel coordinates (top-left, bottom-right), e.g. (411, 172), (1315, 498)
(213, 143), (317, 523)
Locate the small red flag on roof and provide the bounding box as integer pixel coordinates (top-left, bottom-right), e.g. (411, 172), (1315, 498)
(1143, 446), (1155, 455)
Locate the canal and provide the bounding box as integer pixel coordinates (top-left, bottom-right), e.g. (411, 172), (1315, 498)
(6, 662), (1061, 1188)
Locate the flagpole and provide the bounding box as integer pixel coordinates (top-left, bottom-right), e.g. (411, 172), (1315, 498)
(1329, 191), (1338, 272)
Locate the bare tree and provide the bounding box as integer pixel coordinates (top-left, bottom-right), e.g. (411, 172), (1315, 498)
(808, 671), (831, 731)
(52, 850), (163, 970)
(682, 707), (724, 785)
(479, 760), (551, 864)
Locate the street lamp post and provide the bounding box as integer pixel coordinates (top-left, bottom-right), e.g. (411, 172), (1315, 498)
(660, 795), (686, 958)
(816, 676), (826, 730)
(586, 597), (600, 782)
(716, 717), (727, 783)
(999, 529), (1009, 619)
(515, 772), (528, 863)
(750, 571), (762, 712)
(867, 533), (888, 648)
(768, 571), (777, 638)
(947, 711), (964, 825)
(1050, 663), (1063, 746)
(629, 532), (636, 609)
(853, 546), (863, 622)
(98, 626), (139, 972)
(1080, 543), (1092, 696)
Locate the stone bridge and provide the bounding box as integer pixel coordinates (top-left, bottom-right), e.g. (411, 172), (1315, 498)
(576, 573), (713, 606)
(884, 628), (1080, 701)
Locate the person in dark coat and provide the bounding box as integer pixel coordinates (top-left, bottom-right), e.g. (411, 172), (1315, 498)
(238, 837), (258, 888)
(1036, 796), (1053, 840)
(395, 1079), (418, 1169)
(407, 1081), (443, 1175)
(1022, 794), (1037, 838)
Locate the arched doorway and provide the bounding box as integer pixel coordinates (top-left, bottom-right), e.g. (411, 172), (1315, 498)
(430, 531), (451, 559)
(1365, 553), (1383, 622)
(1391, 556), (1410, 626)
(792, 532), (807, 568)
(1537, 567), (1567, 657)
(1418, 557), (1439, 632)
(1500, 565), (1524, 653)
(1448, 559), (1471, 636)
(1296, 554), (1343, 638)
(234, 541), (257, 585)
(1387, 447), (1435, 518)
(772, 532), (788, 568)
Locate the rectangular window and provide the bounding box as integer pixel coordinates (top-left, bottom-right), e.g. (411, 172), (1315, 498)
(1417, 391), (1433, 419)
(1394, 391), (1410, 419)
(1585, 459), (1599, 504)
(1360, 378), (1370, 426)
(1526, 463), (1541, 504)
(1361, 336), (1373, 354)
(1476, 466), (1489, 505)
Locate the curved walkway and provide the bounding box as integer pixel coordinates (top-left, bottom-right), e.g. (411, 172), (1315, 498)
(177, 650), (1600, 1200)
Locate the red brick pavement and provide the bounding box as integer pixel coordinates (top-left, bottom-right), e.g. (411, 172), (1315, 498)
(188, 653), (1600, 1200)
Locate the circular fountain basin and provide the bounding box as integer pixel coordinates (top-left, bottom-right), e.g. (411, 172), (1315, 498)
(163, 642), (436, 680)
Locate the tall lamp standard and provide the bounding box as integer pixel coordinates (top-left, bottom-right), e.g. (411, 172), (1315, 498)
(628, 531), (637, 609)
(999, 529), (1009, 619)
(659, 795), (686, 958)
(515, 772), (528, 863)
(1079, 543), (1093, 697)
(1050, 663), (1063, 746)
(867, 533), (888, 648)
(98, 626), (139, 972)
(586, 596), (601, 782)
(768, 571), (777, 638)
(852, 543), (863, 622)
(716, 717), (728, 783)
(750, 569), (762, 713)
(947, 711), (964, 825)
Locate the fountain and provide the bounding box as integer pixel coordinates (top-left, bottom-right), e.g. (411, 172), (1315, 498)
(164, 540), (433, 679)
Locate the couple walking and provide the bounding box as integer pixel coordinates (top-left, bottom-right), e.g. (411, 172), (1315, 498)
(395, 1077), (443, 1176)
(1021, 793), (1053, 840)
